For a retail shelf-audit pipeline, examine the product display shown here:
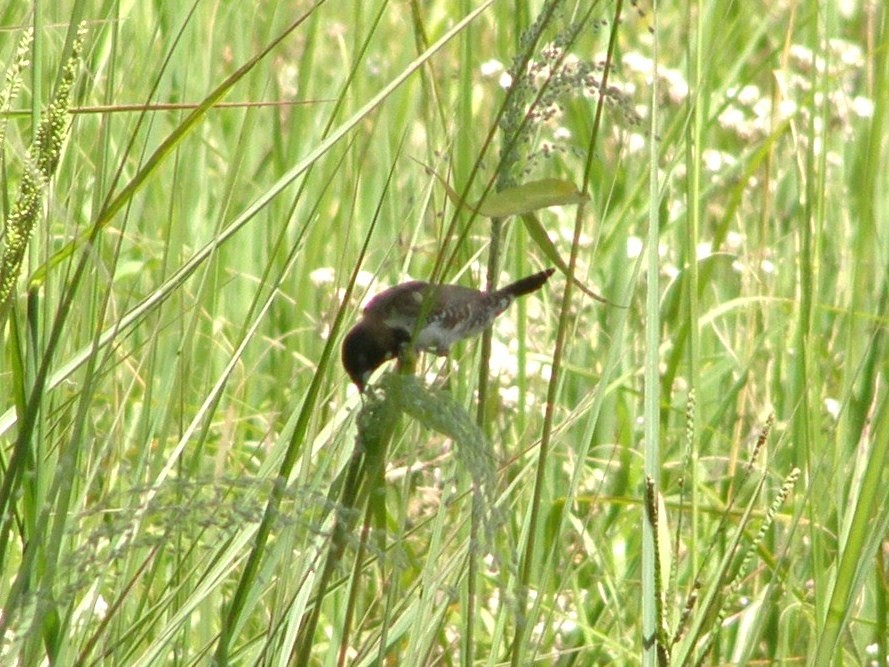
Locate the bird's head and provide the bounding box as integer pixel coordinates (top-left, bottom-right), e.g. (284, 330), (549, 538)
(341, 319), (410, 392)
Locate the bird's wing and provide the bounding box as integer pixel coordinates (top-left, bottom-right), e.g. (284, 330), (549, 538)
(363, 281), (427, 318)
(366, 282), (489, 330)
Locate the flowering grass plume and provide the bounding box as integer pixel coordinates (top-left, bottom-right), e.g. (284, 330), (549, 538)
(0, 22), (87, 321)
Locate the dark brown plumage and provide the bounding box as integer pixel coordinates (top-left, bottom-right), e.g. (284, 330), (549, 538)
(342, 268), (554, 391)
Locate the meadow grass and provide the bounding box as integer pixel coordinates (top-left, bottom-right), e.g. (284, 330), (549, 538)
(1, 0), (887, 665)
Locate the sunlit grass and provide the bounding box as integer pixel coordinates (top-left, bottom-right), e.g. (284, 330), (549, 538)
(1, 0), (887, 665)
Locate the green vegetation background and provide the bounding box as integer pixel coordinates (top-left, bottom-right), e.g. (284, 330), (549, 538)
(1, 0), (887, 664)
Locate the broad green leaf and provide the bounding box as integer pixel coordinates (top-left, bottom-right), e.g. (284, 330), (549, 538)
(421, 162), (586, 217)
(477, 178), (588, 217)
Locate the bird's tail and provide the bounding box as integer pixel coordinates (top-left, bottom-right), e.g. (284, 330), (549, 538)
(498, 268), (555, 298)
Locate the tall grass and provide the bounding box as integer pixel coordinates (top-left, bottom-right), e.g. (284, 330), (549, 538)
(1, 0), (887, 665)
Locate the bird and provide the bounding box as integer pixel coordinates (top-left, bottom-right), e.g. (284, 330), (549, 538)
(342, 268), (555, 392)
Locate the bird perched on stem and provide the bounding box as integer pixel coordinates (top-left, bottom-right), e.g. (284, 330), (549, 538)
(342, 268), (555, 392)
